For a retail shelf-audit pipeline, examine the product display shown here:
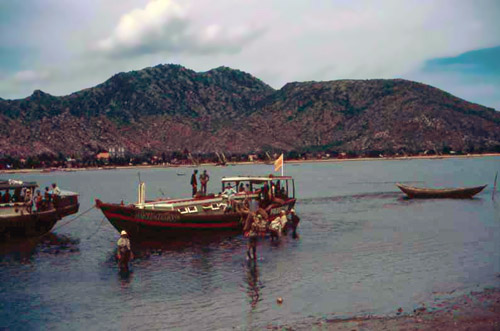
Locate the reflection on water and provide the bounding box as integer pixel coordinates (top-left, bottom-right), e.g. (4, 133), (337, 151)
(0, 157), (499, 330)
(0, 233), (79, 264)
(118, 268), (133, 284)
(245, 262), (262, 308)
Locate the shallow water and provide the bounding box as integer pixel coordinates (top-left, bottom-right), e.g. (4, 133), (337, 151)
(1, 157), (499, 330)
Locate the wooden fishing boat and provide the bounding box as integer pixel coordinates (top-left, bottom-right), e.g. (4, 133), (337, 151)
(0, 179), (80, 238)
(96, 175), (296, 240)
(53, 191), (80, 217)
(396, 183), (487, 199)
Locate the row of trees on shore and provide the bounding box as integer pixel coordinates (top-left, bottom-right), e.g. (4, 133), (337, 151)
(1, 146), (497, 170)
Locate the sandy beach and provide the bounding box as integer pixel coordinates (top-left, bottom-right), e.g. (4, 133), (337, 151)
(290, 287), (500, 330)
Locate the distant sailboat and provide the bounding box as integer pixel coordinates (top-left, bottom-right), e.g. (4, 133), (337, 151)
(215, 151), (226, 166)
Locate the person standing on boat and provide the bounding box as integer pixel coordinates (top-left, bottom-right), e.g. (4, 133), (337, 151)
(35, 190), (43, 211)
(199, 170), (209, 195)
(44, 187), (51, 202)
(261, 182), (271, 207)
(190, 170), (198, 197)
(3, 190), (10, 202)
(117, 230), (133, 271)
(24, 188), (32, 202)
(51, 183), (61, 195)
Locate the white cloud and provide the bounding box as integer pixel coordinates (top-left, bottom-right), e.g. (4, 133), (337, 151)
(13, 70), (50, 83)
(95, 0), (263, 57)
(0, 0), (499, 108)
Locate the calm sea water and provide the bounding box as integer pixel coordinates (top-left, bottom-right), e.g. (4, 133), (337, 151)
(1, 157), (499, 330)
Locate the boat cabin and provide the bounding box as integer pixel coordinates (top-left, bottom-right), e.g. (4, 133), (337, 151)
(220, 175), (295, 200)
(0, 179), (38, 216)
(136, 175), (295, 216)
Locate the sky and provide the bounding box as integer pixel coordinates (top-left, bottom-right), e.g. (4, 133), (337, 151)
(0, 0), (499, 110)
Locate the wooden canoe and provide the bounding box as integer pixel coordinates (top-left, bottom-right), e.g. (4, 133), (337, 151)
(396, 183), (487, 199)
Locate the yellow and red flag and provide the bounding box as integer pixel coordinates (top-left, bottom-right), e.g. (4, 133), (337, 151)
(274, 153), (284, 172)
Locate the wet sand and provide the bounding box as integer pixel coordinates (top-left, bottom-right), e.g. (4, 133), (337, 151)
(291, 288), (500, 330)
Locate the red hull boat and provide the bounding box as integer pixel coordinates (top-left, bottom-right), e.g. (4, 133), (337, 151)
(96, 175), (297, 240)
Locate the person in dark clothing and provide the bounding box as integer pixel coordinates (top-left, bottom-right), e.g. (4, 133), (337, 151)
(43, 187), (52, 210)
(289, 209), (300, 239)
(190, 170), (198, 197)
(243, 212), (260, 261)
(44, 187), (51, 202)
(13, 188), (21, 202)
(3, 190), (10, 203)
(261, 182), (270, 207)
(35, 190), (43, 211)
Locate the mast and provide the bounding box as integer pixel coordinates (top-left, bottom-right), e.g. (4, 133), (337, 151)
(188, 153), (199, 166)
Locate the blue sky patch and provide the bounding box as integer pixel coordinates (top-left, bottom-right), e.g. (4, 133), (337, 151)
(423, 46), (500, 77)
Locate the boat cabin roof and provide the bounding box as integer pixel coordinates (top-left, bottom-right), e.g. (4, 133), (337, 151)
(221, 175), (293, 183)
(0, 179), (38, 190)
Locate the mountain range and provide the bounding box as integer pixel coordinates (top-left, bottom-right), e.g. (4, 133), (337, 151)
(0, 64), (499, 157)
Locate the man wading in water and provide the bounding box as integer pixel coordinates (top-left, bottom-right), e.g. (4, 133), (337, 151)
(289, 209), (300, 239)
(244, 213), (264, 261)
(117, 230), (133, 271)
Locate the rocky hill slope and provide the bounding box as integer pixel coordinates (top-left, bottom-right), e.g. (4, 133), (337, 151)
(0, 64), (498, 157)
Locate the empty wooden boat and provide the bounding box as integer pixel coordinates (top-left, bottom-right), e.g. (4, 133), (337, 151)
(396, 183), (487, 199)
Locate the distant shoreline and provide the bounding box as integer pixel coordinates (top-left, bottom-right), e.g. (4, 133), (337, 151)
(1, 153), (499, 175)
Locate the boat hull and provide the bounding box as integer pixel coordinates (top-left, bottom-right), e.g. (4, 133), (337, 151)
(96, 198), (296, 240)
(0, 209), (61, 238)
(53, 194), (80, 218)
(97, 200), (243, 239)
(396, 184), (487, 199)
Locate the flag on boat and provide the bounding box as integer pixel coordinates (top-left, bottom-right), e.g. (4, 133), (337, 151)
(274, 153), (284, 172)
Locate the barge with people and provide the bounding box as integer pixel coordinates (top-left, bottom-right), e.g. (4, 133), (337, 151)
(96, 175), (296, 240)
(0, 179), (80, 238)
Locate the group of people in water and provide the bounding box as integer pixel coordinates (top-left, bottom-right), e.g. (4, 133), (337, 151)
(242, 207), (300, 261)
(189, 169), (300, 261)
(221, 187), (300, 261)
(0, 183), (61, 212)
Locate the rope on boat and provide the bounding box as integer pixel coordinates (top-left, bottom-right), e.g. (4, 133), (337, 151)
(51, 205), (96, 232)
(493, 171), (498, 201)
(86, 216), (106, 240)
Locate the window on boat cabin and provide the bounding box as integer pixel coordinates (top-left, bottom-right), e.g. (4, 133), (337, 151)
(1, 187), (35, 204)
(273, 180), (288, 199)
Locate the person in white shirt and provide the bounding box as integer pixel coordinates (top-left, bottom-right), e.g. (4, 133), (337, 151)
(51, 183), (61, 195)
(117, 230), (133, 271)
(270, 210), (288, 240)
